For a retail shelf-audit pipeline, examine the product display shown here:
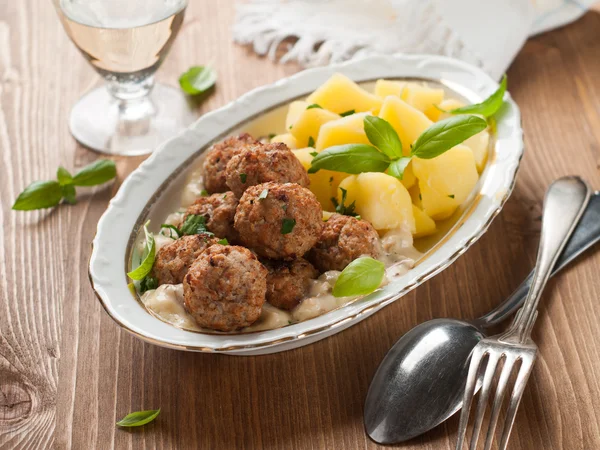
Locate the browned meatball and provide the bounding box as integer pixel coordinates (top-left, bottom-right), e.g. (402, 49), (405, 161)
(225, 142), (310, 198)
(152, 234), (219, 285)
(182, 192), (239, 242)
(263, 258), (318, 310)
(202, 133), (259, 193)
(307, 213), (381, 272)
(234, 182), (323, 260)
(183, 244), (267, 331)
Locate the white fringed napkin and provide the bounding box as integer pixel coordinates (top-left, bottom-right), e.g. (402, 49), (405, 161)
(233, 0), (595, 79)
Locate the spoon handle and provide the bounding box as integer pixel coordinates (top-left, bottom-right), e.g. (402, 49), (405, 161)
(474, 191), (600, 329)
(499, 177), (590, 342)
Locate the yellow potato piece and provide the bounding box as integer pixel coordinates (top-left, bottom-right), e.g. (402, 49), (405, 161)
(292, 148), (346, 211)
(374, 79), (407, 99)
(338, 173), (415, 232)
(290, 108), (340, 148)
(378, 96), (433, 155)
(306, 73), (382, 115)
(399, 160), (416, 190)
(286, 101), (309, 130)
(464, 130), (490, 173)
(427, 98), (465, 121)
(418, 180), (458, 220)
(412, 205), (437, 238)
(315, 112), (372, 152)
(409, 184), (422, 209)
(412, 145), (478, 205)
(403, 84), (445, 116)
(270, 133), (298, 149)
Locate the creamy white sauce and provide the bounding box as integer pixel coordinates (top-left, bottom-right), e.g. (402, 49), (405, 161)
(141, 284), (201, 331)
(180, 167), (205, 207)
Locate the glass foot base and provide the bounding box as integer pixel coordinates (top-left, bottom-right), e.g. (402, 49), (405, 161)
(69, 83), (196, 156)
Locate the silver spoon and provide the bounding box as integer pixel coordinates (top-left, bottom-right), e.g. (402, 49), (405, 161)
(364, 190), (600, 444)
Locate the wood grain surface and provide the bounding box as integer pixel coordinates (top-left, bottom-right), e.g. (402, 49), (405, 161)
(1, 2), (600, 449)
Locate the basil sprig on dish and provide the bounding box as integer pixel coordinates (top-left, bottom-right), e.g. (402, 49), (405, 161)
(127, 222), (156, 281)
(331, 187), (358, 217)
(308, 114), (487, 180)
(333, 257), (385, 297)
(12, 159), (117, 211)
(448, 75), (507, 118)
(179, 66), (216, 95)
(116, 409), (160, 427)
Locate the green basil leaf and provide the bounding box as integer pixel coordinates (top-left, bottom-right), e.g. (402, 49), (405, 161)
(217, 238), (229, 245)
(139, 276), (158, 293)
(307, 136), (315, 148)
(61, 184), (77, 205)
(240, 173), (247, 184)
(281, 218), (296, 235)
(116, 409), (160, 427)
(363, 116), (403, 159)
(179, 66), (217, 95)
(127, 223), (156, 281)
(411, 115), (487, 159)
(72, 159), (117, 186)
(450, 75), (507, 118)
(340, 109), (355, 117)
(332, 257), (385, 297)
(12, 180), (63, 210)
(387, 157), (412, 180)
(309, 151), (318, 157)
(306, 104), (322, 109)
(308, 144), (390, 174)
(179, 214), (213, 236)
(56, 166), (73, 186)
(160, 224), (180, 239)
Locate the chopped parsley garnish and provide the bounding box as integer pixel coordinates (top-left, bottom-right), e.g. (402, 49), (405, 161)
(282, 204), (288, 211)
(223, 193), (227, 199)
(268, 133), (276, 140)
(331, 187), (358, 217)
(179, 214), (214, 236)
(309, 151), (318, 157)
(329, 176), (334, 183)
(200, 189), (209, 196)
(281, 218), (296, 234)
(139, 276), (158, 293)
(307, 136), (315, 148)
(217, 238), (229, 245)
(340, 109), (355, 117)
(258, 189), (269, 199)
(240, 173), (247, 184)
(306, 104), (322, 109)
(160, 224), (180, 239)
(448, 194), (455, 199)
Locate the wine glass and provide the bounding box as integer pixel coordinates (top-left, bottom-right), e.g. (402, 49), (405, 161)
(53, 0), (195, 156)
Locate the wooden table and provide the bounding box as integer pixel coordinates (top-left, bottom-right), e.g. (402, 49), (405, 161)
(2, 2), (600, 449)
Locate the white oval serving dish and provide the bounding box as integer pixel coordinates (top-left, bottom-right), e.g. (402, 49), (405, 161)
(89, 54), (523, 355)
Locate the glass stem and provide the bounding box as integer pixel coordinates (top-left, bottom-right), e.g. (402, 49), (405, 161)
(107, 75), (156, 123)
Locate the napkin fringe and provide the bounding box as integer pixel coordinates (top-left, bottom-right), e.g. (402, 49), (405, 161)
(233, 0), (487, 71)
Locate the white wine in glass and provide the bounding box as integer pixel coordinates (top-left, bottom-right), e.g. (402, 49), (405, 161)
(54, 0), (195, 155)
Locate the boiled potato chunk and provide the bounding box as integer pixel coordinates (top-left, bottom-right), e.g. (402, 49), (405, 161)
(286, 101), (309, 129)
(412, 205), (437, 238)
(464, 130), (490, 173)
(399, 160), (416, 190)
(292, 148), (346, 211)
(412, 145), (479, 219)
(290, 108), (340, 148)
(315, 112), (372, 152)
(271, 133), (298, 149)
(402, 84), (445, 117)
(374, 79), (406, 99)
(427, 98), (465, 121)
(306, 73), (382, 115)
(379, 96), (433, 155)
(409, 184), (422, 209)
(337, 173), (415, 232)
(418, 180), (458, 220)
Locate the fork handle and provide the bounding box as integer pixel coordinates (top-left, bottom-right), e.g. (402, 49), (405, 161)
(501, 176), (590, 343)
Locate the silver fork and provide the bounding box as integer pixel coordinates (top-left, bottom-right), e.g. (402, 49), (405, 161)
(455, 176), (591, 450)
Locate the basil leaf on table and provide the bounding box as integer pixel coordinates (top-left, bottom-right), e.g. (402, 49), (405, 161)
(363, 115), (403, 159)
(179, 66), (217, 95)
(127, 223), (156, 281)
(450, 75), (507, 118)
(72, 159), (117, 186)
(410, 115), (487, 160)
(387, 157), (412, 180)
(333, 257), (385, 297)
(12, 181), (63, 210)
(61, 185), (77, 205)
(116, 409), (161, 427)
(56, 166), (73, 186)
(308, 144), (391, 174)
